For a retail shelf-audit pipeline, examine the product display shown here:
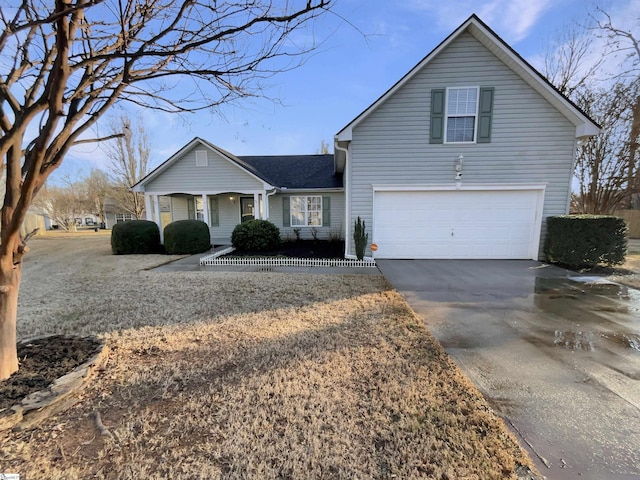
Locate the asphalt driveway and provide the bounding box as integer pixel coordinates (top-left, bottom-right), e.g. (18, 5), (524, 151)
(377, 260), (640, 480)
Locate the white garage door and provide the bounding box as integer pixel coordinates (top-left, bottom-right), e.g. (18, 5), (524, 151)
(373, 189), (542, 259)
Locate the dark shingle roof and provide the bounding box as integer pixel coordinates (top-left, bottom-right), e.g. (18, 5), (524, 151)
(238, 154), (342, 189)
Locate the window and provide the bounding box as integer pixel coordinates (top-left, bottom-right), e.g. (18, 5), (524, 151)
(194, 197), (204, 221)
(445, 87), (478, 143)
(430, 87), (493, 145)
(115, 213), (133, 223)
(291, 196), (322, 226)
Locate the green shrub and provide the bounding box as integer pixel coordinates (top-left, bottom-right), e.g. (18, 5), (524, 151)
(544, 215), (627, 268)
(164, 220), (211, 254)
(353, 216), (368, 260)
(111, 220), (161, 254)
(231, 219), (281, 251)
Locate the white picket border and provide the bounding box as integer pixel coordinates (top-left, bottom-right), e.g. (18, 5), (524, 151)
(200, 249), (376, 268)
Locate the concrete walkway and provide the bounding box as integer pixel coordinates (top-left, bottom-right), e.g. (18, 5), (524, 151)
(378, 259), (640, 480)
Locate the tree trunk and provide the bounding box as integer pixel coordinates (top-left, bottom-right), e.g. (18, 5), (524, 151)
(0, 264), (21, 380)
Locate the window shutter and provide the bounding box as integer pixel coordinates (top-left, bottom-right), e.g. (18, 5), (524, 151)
(209, 197), (219, 226)
(187, 197), (195, 220)
(322, 196), (331, 227)
(477, 87), (494, 143)
(430, 89), (445, 144)
(282, 197), (290, 227)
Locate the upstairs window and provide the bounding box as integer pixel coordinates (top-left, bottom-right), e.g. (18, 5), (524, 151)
(445, 87), (478, 143)
(430, 87), (493, 144)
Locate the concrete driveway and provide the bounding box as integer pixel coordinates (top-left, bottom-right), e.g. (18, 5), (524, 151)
(377, 260), (640, 480)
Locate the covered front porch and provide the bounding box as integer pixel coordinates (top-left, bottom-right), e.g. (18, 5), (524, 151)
(144, 190), (273, 244)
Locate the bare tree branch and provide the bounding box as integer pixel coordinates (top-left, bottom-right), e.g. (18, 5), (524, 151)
(0, 0), (335, 379)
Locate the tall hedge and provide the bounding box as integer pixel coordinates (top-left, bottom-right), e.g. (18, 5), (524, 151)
(544, 215), (627, 268)
(111, 220), (161, 254)
(164, 220), (211, 254)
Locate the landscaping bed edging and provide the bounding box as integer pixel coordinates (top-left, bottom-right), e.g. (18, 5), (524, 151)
(0, 335), (109, 432)
(200, 248), (376, 268)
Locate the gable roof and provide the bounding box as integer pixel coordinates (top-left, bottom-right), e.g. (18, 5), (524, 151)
(335, 14), (600, 144)
(240, 154), (342, 189)
(132, 137), (341, 192)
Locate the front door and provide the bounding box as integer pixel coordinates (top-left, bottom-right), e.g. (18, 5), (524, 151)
(240, 197), (255, 223)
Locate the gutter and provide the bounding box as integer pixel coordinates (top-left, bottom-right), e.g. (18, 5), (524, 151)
(334, 140), (350, 259)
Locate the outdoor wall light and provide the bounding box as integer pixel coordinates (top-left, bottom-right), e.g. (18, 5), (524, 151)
(454, 155), (463, 181)
(229, 195), (236, 204)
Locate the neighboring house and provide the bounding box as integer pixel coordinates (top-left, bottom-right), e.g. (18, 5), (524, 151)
(133, 14), (599, 259)
(103, 195), (171, 229)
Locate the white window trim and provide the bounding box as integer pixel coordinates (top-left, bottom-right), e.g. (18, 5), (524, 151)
(444, 86), (480, 144)
(115, 213), (134, 223)
(290, 195), (323, 227)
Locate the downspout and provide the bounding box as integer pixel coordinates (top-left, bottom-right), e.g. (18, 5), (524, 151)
(334, 140), (350, 259)
(266, 188), (277, 220)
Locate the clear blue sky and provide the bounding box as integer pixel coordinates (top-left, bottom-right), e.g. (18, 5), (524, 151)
(57, 0), (637, 181)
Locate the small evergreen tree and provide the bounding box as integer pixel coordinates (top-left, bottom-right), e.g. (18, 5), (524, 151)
(353, 216), (368, 260)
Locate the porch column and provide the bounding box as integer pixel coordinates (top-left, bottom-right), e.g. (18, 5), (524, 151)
(254, 192), (260, 219)
(154, 195), (162, 243)
(201, 194), (209, 226)
(144, 194), (153, 221)
(262, 191), (269, 220)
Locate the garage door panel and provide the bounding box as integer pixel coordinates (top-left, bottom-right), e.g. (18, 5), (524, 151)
(373, 189), (540, 259)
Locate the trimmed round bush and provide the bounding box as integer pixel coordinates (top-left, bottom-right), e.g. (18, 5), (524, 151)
(231, 219), (281, 251)
(111, 220), (161, 254)
(163, 219), (211, 254)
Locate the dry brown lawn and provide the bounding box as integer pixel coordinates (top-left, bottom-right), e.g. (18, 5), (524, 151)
(1, 236), (535, 479)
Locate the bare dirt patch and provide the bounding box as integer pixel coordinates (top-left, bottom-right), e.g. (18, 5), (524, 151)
(0, 236), (536, 479)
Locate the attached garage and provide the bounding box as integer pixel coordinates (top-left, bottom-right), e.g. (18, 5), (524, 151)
(372, 187), (545, 260)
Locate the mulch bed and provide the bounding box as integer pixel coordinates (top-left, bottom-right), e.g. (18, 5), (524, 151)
(229, 240), (345, 259)
(0, 336), (102, 411)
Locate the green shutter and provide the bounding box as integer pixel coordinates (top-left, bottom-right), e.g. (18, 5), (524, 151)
(430, 88), (445, 144)
(208, 197), (219, 226)
(322, 196), (331, 227)
(187, 197), (195, 220)
(477, 87), (494, 143)
(282, 197), (290, 227)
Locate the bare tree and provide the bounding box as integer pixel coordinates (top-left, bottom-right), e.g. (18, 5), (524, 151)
(572, 82), (639, 213)
(36, 183), (84, 232)
(0, 0), (333, 379)
(86, 168), (111, 223)
(34, 173), (94, 231)
(316, 139), (331, 154)
(592, 8), (640, 209)
(543, 24), (603, 98)
(104, 116), (150, 219)
(543, 9), (639, 214)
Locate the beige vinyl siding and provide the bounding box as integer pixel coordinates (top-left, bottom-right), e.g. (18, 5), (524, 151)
(348, 32), (575, 258)
(269, 193), (345, 241)
(170, 196), (189, 221)
(145, 144), (265, 192)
